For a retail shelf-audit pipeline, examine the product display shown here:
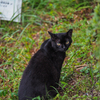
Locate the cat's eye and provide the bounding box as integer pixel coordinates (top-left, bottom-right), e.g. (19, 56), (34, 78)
(57, 43), (61, 46)
(66, 41), (69, 44)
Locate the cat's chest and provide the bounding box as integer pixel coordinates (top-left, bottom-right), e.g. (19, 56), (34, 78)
(52, 52), (65, 62)
(51, 52), (65, 71)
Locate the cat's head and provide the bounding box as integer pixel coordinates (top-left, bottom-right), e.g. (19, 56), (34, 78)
(48, 29), (73, 52)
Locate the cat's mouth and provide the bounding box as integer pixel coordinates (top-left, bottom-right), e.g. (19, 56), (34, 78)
(55, 48), (67, 52)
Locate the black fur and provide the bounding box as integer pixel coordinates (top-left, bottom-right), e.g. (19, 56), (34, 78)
(18, 29), (73, 100)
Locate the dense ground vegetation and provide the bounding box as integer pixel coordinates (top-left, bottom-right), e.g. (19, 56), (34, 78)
(0, 0), (100, 100)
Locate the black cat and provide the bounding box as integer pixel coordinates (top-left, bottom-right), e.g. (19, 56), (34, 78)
(18, 29), (73, 100)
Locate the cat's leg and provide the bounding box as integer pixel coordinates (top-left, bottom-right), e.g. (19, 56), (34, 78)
(46, 84), (58, 98)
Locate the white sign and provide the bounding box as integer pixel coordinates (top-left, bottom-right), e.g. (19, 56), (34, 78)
(0, 0), (22, 22)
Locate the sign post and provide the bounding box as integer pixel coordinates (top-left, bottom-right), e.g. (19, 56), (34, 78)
(0, 0), (22, 22)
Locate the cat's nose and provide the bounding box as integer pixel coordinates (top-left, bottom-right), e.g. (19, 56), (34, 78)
(63, 45), (65, 49)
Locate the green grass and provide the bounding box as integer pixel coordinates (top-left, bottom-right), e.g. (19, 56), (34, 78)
(0, 0), (100, 100)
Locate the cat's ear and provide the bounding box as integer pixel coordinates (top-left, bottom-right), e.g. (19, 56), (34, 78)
(48, 31), (57, 40)
(66, 29), (73, 37)
(48, 31), (53, 36)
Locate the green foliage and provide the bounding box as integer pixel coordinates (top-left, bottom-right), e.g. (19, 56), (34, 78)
(0, 0), (100, 100)
(92, 4), (100, 93)
(32, 96), (41, 100)
(23, 0), (49, 8)
(21, 0), (93, 25)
